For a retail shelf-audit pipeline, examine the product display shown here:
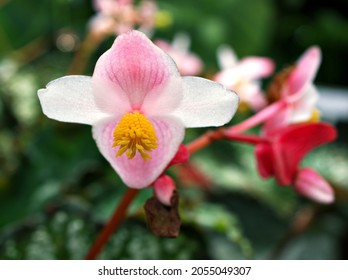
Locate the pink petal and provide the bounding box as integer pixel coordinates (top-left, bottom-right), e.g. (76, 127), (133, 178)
(238, 57), (275, 80)
(273, 123), (337, 185)
(283, 46), (321, 97)
(155, 37), (203, 76)
(93, 31), (183, 115)
(294, 168), (334, 204)
(238, 82), (267, 111)
(262, 106), (290, 136)
(255, 143), (275, 178)
(91, 77), (132, 118)
(153, 175), (176, 206)
(229, 100), (286, 135)
(38, 76), (110, 125)
(175, 54), (203, 76)
(171, 77), (239, 127)
(154, 40), (171, 52)
(92, 115), (185, 188)
(272, 138), (295, 185)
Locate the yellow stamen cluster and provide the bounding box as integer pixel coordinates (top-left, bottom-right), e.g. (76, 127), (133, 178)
(300, 108), (321, 125)
(309, 108), (321, 123)
(113, 111), (158, 160)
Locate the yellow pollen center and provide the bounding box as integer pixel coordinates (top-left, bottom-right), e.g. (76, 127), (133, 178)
(112, 111), (158, 160)
(309, 108), (321, 123)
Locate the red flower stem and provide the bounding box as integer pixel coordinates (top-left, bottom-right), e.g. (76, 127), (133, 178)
(226, 133), (266, 145)
(85, 188), (139, 260)
(186, 129), (225, 154)
(186, 128), (266, 154)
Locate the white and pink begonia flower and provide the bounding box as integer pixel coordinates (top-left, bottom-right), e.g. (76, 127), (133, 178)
(264, 46), (321, 134)
(255, 122), (336, 203)
(38, 31), (239, 196)
(155, 33), (203, 76)
(214, 45), (274, 111)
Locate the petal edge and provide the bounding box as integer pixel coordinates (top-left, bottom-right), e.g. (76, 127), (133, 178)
(171, 77), (239, 128)
(38, 75), (110, 125)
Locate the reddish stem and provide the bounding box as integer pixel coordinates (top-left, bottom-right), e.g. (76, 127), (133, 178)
(186, 128), (266, 154)
(85, 188), (139, 260)
(225, 133), (266, 145)
(186, 129), (224, 154)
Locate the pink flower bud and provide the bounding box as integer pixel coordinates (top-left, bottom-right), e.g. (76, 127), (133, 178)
(295, 168), (334, 204)
(154, 175), (176, 206)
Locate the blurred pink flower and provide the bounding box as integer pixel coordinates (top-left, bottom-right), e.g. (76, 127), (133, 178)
(227, 46), (322, 137)
(255, 122), (336, 203)
(264, 46), (321, 134)
(93, 0), (133, 15)
(38, 31), (239, 189)
(90, 0), (157, 36)
(214, 45), (274, 111)
(137, 0), (157, 36)
(155, 33), (203, 76)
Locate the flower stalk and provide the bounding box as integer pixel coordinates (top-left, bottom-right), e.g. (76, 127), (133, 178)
(85, 188), (139, 260)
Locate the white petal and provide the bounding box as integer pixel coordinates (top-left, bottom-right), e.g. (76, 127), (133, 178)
(217, 45), (238, 69)
(38, 76), (110, 125)
(289, 84), (319, 123)
(170, 77), (239, 128)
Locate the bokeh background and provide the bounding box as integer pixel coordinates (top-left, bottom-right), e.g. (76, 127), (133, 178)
(0, 0), (348, 259)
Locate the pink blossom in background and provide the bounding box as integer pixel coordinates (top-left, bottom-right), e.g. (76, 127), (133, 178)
(89, 0), (157, 36)
(38, 31), (239, 200)
(155, 33), (203, 76)
(226, 46), (323, 137)
(90, 0), (135, 35)
(93, 0), (133, 15)
(137, 0), (158, 36)
(263, 46), (321, 134)
(255, 122), (336, 203)
(214, 45), (274, 111)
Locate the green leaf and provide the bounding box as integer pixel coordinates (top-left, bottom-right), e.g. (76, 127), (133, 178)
(183, 202), (253, 259)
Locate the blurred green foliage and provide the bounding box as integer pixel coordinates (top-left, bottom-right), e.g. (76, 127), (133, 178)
(0, 0), (348, 259)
